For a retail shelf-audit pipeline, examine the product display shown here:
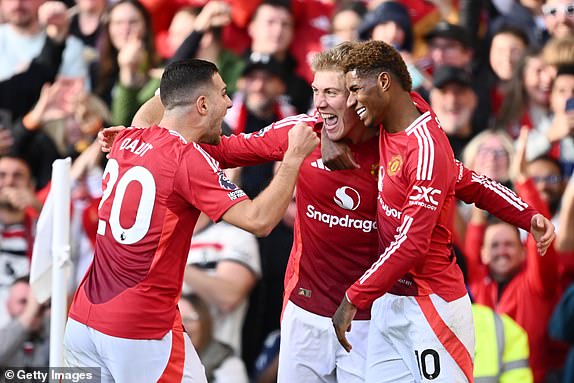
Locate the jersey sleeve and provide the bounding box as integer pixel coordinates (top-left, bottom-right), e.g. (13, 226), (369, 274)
(174, 144), (249, 222)
(346, 134), (455, 309)
(454, 161), (536, 231)
(199, 114), (317, 168)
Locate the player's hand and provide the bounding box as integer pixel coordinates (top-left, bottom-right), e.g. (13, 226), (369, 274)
(98, 125), (125, 154)
(321, 127), (359, 170)
(285, 122), (319, 161)
(332, 295), (357, 353)
(530, 213), (555, 256)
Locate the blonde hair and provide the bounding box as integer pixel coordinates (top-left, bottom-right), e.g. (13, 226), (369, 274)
(543, 36), (574, 67)
(311, 41), (358, 73)
(462, 129), (515, 174)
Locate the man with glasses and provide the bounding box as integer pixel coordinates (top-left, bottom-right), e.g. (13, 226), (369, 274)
(542, 0), (574, 39)
(526, 156), (566, 227)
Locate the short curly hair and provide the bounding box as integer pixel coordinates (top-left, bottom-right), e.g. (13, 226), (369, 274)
(342, 40), (412, 91)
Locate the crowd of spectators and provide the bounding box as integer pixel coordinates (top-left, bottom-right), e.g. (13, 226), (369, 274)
(0, 0), (573, 382)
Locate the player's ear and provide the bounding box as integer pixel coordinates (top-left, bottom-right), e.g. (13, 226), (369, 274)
(377, 72), (391, 92)
(196, 95), (208, 116)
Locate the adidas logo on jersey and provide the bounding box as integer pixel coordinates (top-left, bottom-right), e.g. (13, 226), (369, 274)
(310, 159), (331, 171)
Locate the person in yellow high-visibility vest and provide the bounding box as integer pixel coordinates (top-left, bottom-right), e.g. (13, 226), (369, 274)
(473, 304), (533, 383)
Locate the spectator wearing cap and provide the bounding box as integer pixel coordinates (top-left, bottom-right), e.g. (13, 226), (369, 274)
(430, 65), (477, 159)
(224, 53), (295, 225)
(423, 21), (473, 72)
(226, 56), (295, 141)
(245, 0), (312, 114)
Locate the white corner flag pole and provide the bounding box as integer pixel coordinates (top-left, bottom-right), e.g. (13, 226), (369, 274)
(50, 158), (72, 368)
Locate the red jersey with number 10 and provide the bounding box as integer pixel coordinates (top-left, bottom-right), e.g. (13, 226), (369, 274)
(347, 93), (467, 309)
(69, 126), (248, 339)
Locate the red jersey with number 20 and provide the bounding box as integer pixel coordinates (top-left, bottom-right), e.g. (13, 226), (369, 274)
(69, 126), (248, 339)
(347, 93), (466, 310)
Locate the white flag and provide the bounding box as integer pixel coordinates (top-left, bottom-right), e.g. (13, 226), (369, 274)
(29, 188), (54, 304)
(29, 158), (72, 305)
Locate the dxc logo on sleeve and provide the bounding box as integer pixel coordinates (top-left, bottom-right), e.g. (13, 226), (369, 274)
(408, 185), (441, 210)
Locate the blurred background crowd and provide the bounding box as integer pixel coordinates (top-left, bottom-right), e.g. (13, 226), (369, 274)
(0, 0), (573, 382)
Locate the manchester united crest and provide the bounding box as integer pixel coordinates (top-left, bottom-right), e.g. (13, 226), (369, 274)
(387, 155), (403, 176)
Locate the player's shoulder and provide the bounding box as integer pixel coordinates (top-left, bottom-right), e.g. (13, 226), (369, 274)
(182, 141), (223, 172)
(119, 125), (171, 140)
(404, 111), (433, 140)
(404, 111), (449, 145)
(272, 113), (319, 129)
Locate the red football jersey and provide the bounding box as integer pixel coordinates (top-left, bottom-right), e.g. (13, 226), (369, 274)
(69, 126), (248, 339)
(204, 109), (536, 318)
(204, 114), (381, 320)
(347, 95), (474, 309)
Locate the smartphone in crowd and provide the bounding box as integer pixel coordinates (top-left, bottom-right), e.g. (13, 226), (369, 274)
(566, 97), (574, 111)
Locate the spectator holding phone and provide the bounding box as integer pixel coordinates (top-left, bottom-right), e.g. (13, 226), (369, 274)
(531, 64), (574, 177)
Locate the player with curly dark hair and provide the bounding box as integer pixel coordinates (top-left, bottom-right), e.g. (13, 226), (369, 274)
(332, 40), (554, 383)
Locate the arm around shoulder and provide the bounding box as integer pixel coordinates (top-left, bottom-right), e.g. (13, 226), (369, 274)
(222, 123), (318, 236)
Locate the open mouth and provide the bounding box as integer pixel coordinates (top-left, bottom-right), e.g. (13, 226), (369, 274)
(321, 113), (339, 127)
(356, 106), (367, 119)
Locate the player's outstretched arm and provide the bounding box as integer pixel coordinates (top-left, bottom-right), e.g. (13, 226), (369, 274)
(222, 123), (319, 236)
(454, 161), (536, 232)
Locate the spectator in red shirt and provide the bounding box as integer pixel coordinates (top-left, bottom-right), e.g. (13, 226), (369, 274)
(465, 130), (565, 382)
